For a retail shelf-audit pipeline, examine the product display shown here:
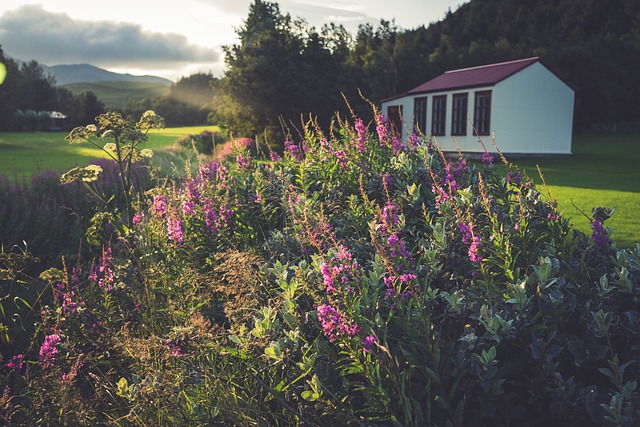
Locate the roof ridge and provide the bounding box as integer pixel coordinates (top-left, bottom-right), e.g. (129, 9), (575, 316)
(445, 56), (539, 74)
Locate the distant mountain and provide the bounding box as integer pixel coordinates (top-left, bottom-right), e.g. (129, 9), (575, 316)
(41, 63), (173, 86)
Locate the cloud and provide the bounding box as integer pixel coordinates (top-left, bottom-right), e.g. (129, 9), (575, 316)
(0, 5), (219, 69)
(194, 0), (252, 15)
(196, 0), (372, 31)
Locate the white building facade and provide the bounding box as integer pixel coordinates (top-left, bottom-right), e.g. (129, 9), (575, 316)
(381, 57), (575, 155)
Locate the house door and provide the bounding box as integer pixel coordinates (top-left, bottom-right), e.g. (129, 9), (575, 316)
(387, 105), (403, 137)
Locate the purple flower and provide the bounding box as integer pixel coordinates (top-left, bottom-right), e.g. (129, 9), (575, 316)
(375, 114), (389, 144)
(591, 220), (611, 247)
(482, 151), (494, 165)
(362, 335), (377, 352)
(166, 338), (189, 356)
(6, 354), (24, 371)
(284, 140), (301, 160)
(459, 223), (482, 262)
(39, 334), (61, 368)
(270, 151), (282, 162)
(167, 216), (184, 245)
(391, 136), (404, 155)
(151, 195), (167, 218)
(507, 170), (522, 186)
(203, 198), (218, 232)
(355, 118), (367, 153)
(317, 304), (359, 342)
(182, 200), (196, 217)
(468, 235), (483, 263)
(88, 247), (115, 292)
(236, 153), (252, 169)
(132, 212), (143, 224)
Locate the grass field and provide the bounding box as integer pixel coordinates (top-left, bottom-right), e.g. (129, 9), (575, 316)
(0, 129), (638, 247)
(0, 125), (219, 181)
(507, 132), (640, 248)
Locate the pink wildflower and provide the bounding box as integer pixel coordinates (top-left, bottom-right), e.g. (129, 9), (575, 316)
(39, 334), (61, 368)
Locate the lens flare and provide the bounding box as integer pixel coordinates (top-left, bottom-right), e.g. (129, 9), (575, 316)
(0, 63), (6, 85)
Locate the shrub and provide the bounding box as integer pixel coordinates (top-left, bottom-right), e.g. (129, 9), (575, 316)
(2, 112), (638, 426)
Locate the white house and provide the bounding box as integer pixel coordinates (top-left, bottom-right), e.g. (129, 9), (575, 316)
(380, 57), (575, 154)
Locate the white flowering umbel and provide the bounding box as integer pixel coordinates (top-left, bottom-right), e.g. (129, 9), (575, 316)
(62, 110), (165, 235)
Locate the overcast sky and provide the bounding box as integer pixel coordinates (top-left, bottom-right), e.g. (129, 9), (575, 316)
(0, 0), (468, 81)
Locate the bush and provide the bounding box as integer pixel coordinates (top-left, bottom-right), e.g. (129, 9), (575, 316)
(2, 112), (638, 426)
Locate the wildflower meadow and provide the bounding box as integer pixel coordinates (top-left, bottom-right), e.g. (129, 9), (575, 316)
(1, 110), (639, 426)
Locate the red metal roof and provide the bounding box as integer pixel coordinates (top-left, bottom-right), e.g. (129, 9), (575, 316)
(407, 57), (540, 94)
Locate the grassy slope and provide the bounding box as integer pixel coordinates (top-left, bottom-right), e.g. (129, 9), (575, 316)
(509, 133), (640, 248)
(60, 81), (171, 108)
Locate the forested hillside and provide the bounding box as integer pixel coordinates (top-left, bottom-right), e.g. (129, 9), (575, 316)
(212, 0), (640, 143)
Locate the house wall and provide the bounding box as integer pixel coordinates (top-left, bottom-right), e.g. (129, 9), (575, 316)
(492, 62), (574, 154)
(380, 62), (574, 154)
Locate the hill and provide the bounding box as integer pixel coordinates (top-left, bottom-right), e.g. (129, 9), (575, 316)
(42, 63), (172, 86)
(60, 80), (171, 109)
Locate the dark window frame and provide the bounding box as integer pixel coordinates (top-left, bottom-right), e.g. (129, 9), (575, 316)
(451, 93), (468, 136)
(473, 91), (492, 136)
(413, 96), (428, 135)
(431, 95), (447, 136)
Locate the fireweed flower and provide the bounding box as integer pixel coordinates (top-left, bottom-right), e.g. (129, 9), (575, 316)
(39, 333), (61, 368)
(482, 151), (494, 166)
(132, 212), (143, 224)
(167, 216), (184, 245)
(88, 247), (115, 292)
(5, 354), (25, 371)
(204, 199), (218, 232)
(408, 133), (420, 151)
(591, 220), (611, 247)
(362, 335), (377, 353)
(151, 195), (167, 218)
(355, 118), (367, 154)
(375, 114), (389, 144)
(391, 136), (404, 155)
(316, 304), (359, 342)
(458, 222), (483, 263)
(284, 139), (301, 160)
(182, 200), (196, 217)
(320, 245), (359, 294)
(236, 153), (252, 169)
(506, 170), (522, 186)
(270, 151), (282, 162)
(185, 179), (200, 203)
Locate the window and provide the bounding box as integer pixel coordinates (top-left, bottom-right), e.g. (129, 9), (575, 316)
(451, 93), (468, 136)
(474, 91), (492, 135)
(431, 95), (447, 136)
(387, 105), (403, 137)
(413, 97), (428, 135)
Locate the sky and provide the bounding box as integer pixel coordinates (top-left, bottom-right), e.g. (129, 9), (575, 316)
(0, 0), (467, 82)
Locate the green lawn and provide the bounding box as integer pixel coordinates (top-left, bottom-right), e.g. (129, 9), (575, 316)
(0, 125), (220, 181)
(508, 132), (640, 248)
